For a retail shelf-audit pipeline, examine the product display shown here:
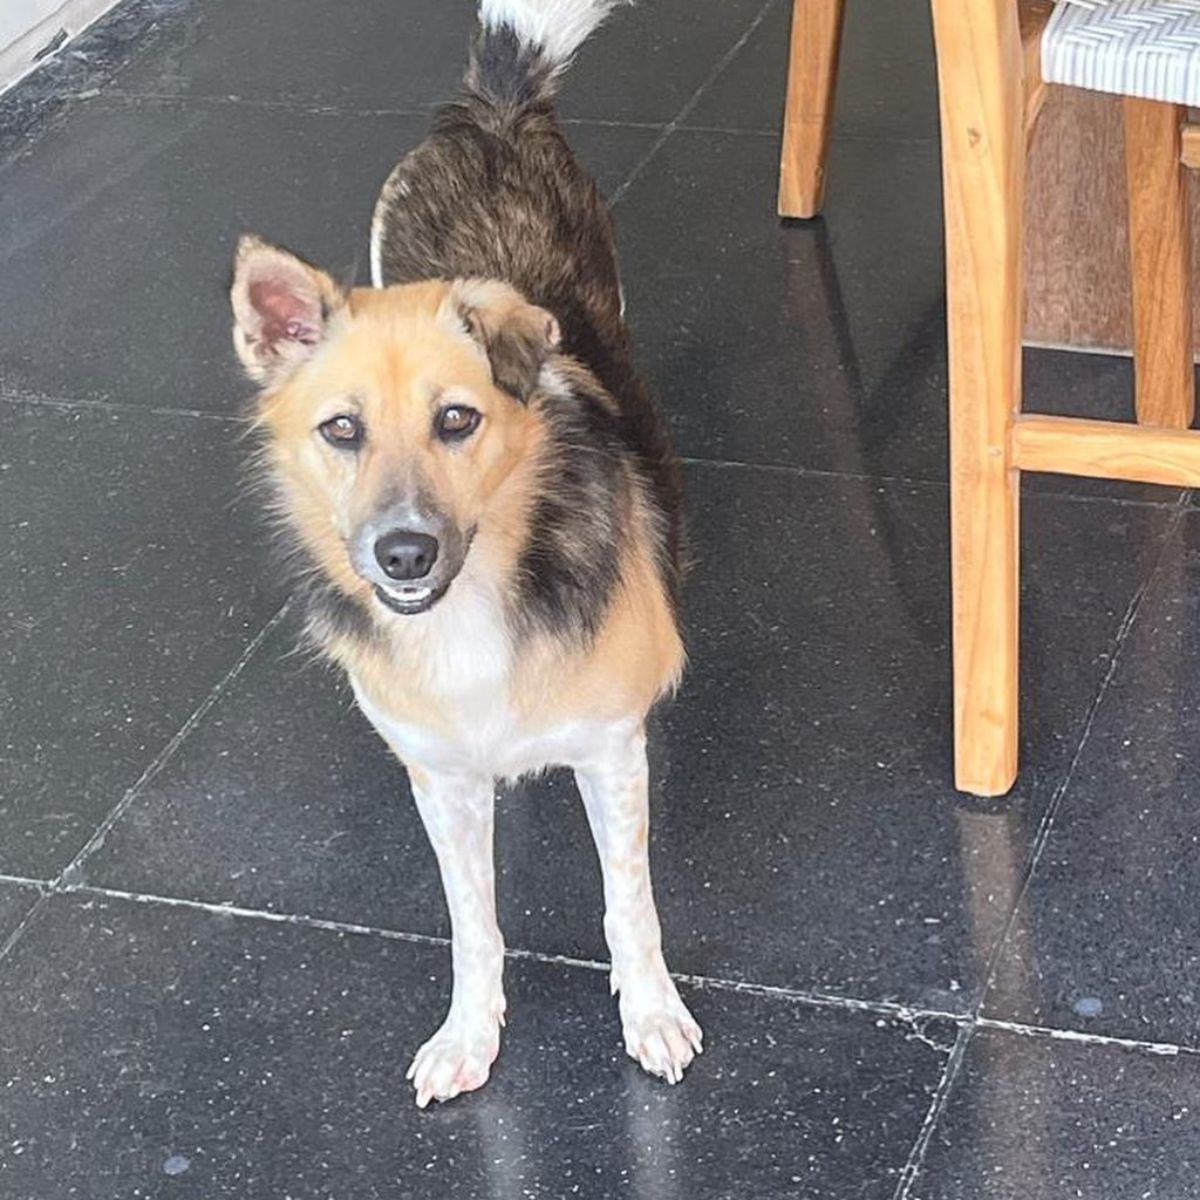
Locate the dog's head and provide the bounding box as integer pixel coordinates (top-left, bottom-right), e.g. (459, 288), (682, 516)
(230, 236), (560, 618)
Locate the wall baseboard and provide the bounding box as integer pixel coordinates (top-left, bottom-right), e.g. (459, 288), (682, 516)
(0, 0), (124, 97)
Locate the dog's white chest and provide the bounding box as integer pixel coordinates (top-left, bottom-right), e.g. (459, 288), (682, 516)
(345, 570), (630, 778)
(348, 579), (599, 774)
(351, 679), (610, 779)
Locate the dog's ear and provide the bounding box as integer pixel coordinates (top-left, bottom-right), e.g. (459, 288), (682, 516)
(230, 235), (346, 385)
(443, 279), (561, 402)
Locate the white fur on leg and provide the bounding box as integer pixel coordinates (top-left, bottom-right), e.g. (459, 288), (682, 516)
(574, 724), (703, 1085)
(478, 0), (629, 63)
(404, 767), (507, 1108)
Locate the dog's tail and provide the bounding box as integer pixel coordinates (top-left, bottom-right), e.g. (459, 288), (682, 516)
(466, 0), (628, 105)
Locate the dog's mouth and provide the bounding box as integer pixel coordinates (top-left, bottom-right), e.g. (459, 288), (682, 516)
(372, 581), (449, 616)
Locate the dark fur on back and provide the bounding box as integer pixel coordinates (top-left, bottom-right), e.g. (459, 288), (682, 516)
(373, 23), (683, 642)
(516, 365), (629, 644)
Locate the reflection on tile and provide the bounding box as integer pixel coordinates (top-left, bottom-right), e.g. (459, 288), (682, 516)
(0, 401), (283, 876)
(616, 129), (947, 480)
(1, 891), (952, 1199)
(985, 508), (1200, 1046)
(916, 1027), (1200, 1199)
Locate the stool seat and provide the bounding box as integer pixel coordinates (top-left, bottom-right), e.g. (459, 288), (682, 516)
(1044, 0), (1200, 105)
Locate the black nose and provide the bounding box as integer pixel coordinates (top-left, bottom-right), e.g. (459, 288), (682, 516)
(374, 530), (439, 581)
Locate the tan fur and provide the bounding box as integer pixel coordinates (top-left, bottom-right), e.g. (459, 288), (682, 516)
(248, 272), (681, 741)
(510, 538), (685, 728)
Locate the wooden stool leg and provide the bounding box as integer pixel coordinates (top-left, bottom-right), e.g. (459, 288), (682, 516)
(777, 0), (846, 218)
(1124, 98), (1195, 430)
(931, 0), (1024, 797)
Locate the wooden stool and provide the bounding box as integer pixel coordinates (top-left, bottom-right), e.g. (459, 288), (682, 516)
(779, 0), (1200, 796)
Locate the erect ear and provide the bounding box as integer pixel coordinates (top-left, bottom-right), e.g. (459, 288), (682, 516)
(229, 235), (346, 385)
(442, 279), (561, 402)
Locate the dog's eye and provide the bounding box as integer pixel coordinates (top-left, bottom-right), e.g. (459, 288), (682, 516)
(319, 413), (363, 448)
(435, 404), (481, 442)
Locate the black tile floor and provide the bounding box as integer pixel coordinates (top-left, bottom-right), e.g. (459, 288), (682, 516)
(1, 1), (1198, 1197)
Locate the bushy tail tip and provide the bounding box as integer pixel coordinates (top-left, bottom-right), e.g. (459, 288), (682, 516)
(477, 0), (630, 65)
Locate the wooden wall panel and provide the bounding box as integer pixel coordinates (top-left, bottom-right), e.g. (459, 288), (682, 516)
(1023, 86), (1200, 357)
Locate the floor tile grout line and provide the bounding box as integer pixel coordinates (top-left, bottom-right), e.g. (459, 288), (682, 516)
(88, 90), (674, 131)
(67, 87), (944, 148)
(976, 1015), (1199, 1058)
(55, 602), (293, 893)
(0, 894), (53, 967)
(680, 455), (950, 489)
(17, 878), (1198, 1054)
(564, 117), (663, 131)
(674, 123), (940, 147)
(0, 390), (248, 424)
(2, 389), (1178, 509)
(54, 882), (1200, 1059)
(64, 881), (970, 1025)
(91, 90), (439, 116)
(0, 873), (52, 890)
(72, 883), (456, 949)
(681, 455), (1188, 510)
(0, 606), (290, 968)
(889, 1006), (1200, 1200)
(889, 1010), (1199, 1198)
(1015, 485), (1188, 511)
(969, 492), (1192, 1022)
(609, 0), (781, 208)
(666, 971), (964, 1026)
(892, 1021), (975, 1200)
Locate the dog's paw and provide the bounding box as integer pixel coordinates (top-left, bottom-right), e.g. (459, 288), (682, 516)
(620, 981), (703, 1085)
(407, 1016), (502, 1109)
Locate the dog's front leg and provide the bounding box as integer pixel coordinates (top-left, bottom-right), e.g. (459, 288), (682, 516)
(406, 765), (505, 1108)
(575, 725), (703, 1084)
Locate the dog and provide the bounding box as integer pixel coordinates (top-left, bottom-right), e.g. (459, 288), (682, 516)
(228, 0), (701, 1108)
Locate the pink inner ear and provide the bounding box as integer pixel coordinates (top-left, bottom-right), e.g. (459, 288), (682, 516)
(249, 277), (321, 346)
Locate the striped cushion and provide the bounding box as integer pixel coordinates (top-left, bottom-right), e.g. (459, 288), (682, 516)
(1043, 0), (1200, 105)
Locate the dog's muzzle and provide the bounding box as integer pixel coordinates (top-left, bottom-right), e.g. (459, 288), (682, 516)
(349, 508), (469, 617)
